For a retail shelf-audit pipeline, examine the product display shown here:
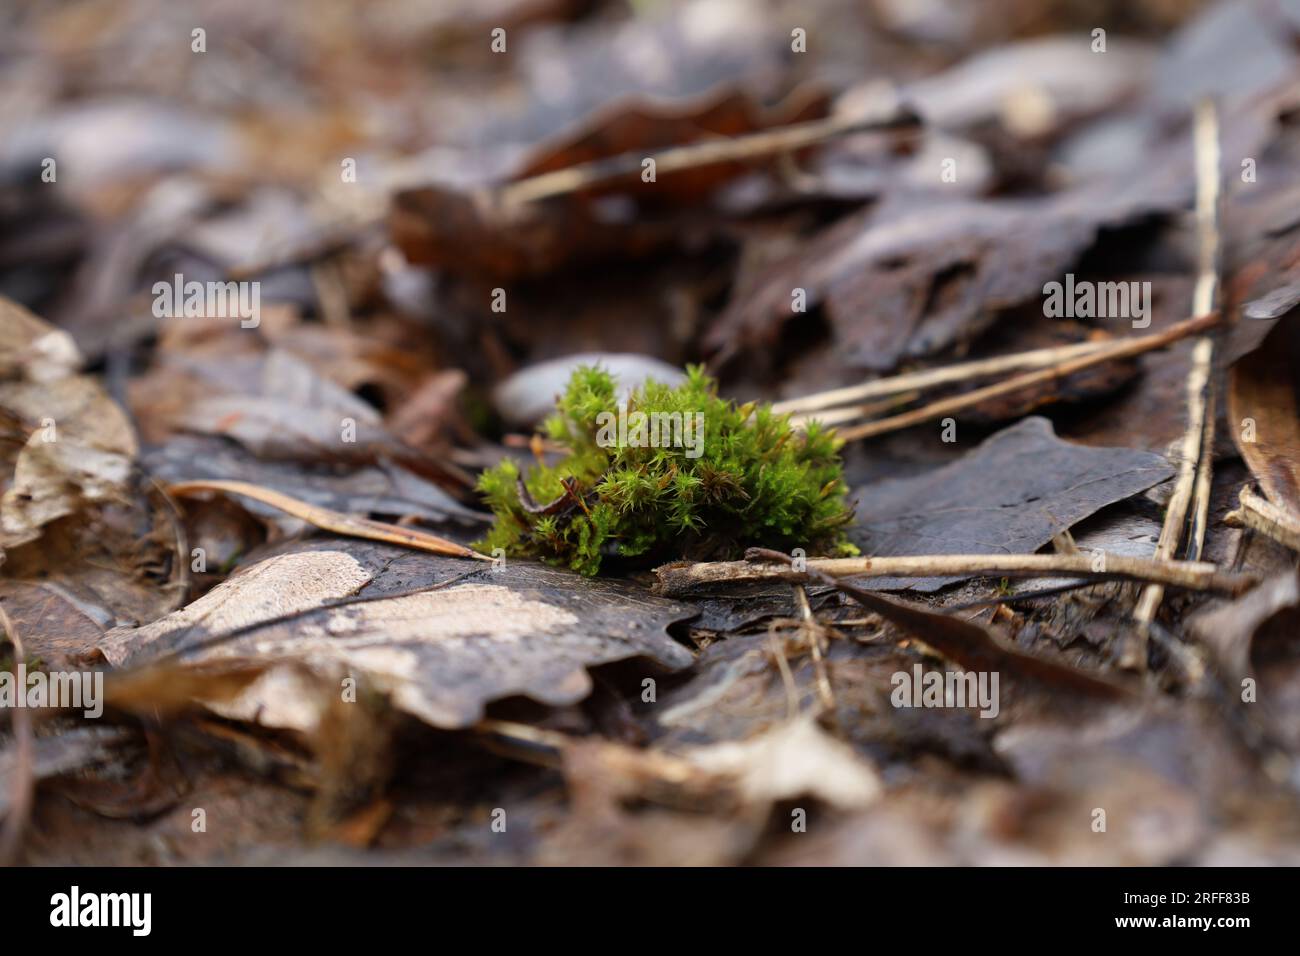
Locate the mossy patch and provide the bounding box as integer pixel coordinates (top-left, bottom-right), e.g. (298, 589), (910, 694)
(476, 365), (857, 575)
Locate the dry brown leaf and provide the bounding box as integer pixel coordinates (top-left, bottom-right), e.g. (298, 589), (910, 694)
(1229, 317), (1300, 513)
(99, 539), (696, 730)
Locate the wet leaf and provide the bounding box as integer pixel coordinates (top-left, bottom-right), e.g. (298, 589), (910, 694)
(849, 417), (1173, 590)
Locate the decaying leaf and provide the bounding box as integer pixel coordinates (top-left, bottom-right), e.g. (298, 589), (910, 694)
(99, 539), (697, 730)
(0, 299), (179, 638)
(849, 416), (1173, 590)
(392, 86), (840, 281)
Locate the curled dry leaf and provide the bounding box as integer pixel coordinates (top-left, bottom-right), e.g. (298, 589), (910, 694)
(0, 299), (179, 645)
(1190, 571), (1300, 686)
(0, 302), (138, 549)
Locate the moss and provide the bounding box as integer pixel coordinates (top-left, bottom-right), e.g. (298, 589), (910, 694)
(476, 364), (858, 575)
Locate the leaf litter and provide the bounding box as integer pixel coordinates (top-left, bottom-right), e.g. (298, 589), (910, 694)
(2, 0), (1300, 866)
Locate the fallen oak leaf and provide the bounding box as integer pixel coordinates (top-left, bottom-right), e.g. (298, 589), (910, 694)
(843, 416), (1178, 592)
(99, 540), (697, 730)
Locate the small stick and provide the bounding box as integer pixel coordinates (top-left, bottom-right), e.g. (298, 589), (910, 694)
(0, 609), (33, 866)
(167, 480), (491, 561)
(498, 101), (921, 207)
(773, 339), (1110, 416)
(655, 551), (1253, 596)
(787, 391), (920, 428)
(833, 311), (1219, 442)
(1131, 99), (1223, 658)
(1185, 97), (1225, 564)
(1225, 486), (1300, 552)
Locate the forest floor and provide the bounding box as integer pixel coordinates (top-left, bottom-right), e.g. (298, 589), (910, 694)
(2, 0), (1300, 865)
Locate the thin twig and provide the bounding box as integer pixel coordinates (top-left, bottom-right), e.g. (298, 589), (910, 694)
(167, 480), (491, 561)
(0, 608), (34, 866)
(833, 311), (1219, 442)
(1225, 486), (1300, 552)
(655, 551), (1253, 597)
(1130, 99), (1223, 659)
(1186, 96), (1225, 565)
(498, 101), (920, 207)
(787, 391), (920, 428)
(773, 338), (1110, 416)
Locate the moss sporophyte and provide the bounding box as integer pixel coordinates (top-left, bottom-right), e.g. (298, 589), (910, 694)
(476, 365), (859, 575)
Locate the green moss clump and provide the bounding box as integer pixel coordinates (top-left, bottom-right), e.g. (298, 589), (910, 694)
(475, 365), (858, 575)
